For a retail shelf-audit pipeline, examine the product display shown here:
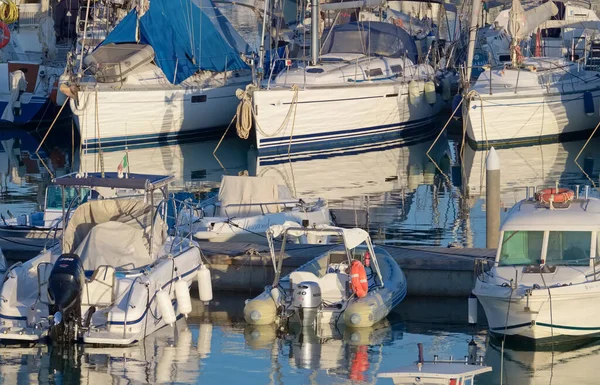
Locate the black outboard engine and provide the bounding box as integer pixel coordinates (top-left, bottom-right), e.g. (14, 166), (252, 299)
(48, 254), (85, 343)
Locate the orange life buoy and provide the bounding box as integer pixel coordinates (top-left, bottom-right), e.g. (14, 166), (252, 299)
(536, 188), (574, 204)
(350, 260), (368, 298)
(0, 22), (10, 49)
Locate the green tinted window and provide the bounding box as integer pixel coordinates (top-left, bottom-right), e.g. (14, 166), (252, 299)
(499, 231), (544, 266)
(546, 231), (591, 266)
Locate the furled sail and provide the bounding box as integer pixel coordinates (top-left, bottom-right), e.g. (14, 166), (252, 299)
(505, 1), (558, 39)
(101, 0), (251, 84)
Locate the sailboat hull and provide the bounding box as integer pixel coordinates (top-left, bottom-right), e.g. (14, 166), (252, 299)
(253, 82), (443, 156)
(72, 80), (249, 153)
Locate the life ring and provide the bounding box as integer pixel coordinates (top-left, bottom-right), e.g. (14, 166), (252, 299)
(536, 188), (574, 204)
(350, 260), (368, 298)
(0, 22), (9, 49)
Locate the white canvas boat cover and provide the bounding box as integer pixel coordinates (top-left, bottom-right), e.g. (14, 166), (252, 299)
(218, 175), (292, 217)
(63, 200), (166, 270)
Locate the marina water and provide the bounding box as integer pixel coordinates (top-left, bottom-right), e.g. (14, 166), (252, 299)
(2, 128), (600, 383)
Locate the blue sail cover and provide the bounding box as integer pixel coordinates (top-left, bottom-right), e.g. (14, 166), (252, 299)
(102, 0), (250, 84)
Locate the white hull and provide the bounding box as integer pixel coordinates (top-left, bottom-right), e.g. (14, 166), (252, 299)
(0, 238), (203, 345)
(466, 89), (600, 147)
(72, 79), (249, 153)
(253, 82), (443, 155)
(474, 280), (600, 340)
(466, 63), (600, 148)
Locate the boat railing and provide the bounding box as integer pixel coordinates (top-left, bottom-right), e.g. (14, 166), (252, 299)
(35, 262), (54, 306)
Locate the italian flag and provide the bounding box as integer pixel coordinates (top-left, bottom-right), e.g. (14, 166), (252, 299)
(117, 153), (129, 173)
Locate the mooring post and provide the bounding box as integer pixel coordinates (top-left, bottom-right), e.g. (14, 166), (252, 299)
(486, 147), (500, 249)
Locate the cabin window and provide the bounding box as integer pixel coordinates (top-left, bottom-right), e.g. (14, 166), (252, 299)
(546, 231), (591, 266)
(192, 95), (207, 103)
(498, 231), (544, 266)
(464, 378), (473, 385)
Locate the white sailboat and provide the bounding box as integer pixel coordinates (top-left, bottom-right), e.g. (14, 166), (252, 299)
(464, 0), (600, 148)
(0, 0), (75, 130)
(249, 0), (448, 156)
(66, 0), (253, 153)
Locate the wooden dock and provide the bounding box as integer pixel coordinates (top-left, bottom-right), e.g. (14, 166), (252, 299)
(201, 242), (496, 297)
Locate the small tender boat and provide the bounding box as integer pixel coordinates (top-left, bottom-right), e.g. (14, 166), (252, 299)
(473, 185), (600, 341)
(0, 172), (213, 345)
(378, 343), (492, 385)
(244, 224), (406, 329)
(180, 175), (331, 243)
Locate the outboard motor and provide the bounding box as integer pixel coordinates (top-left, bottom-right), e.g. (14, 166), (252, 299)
(47, 254), (85, 343)
(292, 281), (322, 327)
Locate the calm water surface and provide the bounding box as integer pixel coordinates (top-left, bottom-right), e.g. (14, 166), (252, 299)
(2, 127), (600, 384)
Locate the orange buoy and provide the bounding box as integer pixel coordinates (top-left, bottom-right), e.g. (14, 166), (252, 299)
(536, 188), (574, 204)
(350, 260), (368, 298)
(0, 22), (10, 49)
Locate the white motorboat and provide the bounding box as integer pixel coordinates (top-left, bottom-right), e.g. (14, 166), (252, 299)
(0, 172), (213, 345)
(378, 343), (492, 385)
(179, 175), (331, 243)
(66, 0), (252, 153)
(250, 19), (446, 156)
(244, 224), (406, 329)
(463, 0), (600, 148)
(473, 185), (600, 341)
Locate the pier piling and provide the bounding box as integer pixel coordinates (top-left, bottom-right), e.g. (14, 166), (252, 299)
(486, 147), (500, 249)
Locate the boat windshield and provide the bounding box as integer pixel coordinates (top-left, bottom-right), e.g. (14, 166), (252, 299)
(546, 231), (591, 266)
(499, 230), (592, 266)
(499, 231), (544, 266)
(45, 186), (91, 211)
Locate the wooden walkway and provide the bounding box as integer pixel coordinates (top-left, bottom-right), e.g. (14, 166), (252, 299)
(201, 242), (495, 297)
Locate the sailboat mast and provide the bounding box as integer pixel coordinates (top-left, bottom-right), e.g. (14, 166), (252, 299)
(258, 0), (271, 80)
(509, 0), (520, 67)
(465, 0), (482, 88)
(136, 0), (145, 43)
(311, 0), (320, 66)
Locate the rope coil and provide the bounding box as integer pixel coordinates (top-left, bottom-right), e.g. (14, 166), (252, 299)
(0, 1), (18, 25)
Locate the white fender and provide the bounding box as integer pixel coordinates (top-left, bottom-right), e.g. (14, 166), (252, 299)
(424, 81), (436, 105)
(175, 279), (192, 317)
(197, 264), (213, 302)
(156, 289), (176, 326)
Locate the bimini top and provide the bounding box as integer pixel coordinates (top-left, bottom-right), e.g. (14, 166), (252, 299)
(502, 197), (600, 231)
(321, 22), (418, 63)
(268, 222), (370, 249)
(52, 172), (173, 191)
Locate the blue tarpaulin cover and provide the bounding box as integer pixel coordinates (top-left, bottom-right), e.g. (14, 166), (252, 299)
(102, 0), (250, 84)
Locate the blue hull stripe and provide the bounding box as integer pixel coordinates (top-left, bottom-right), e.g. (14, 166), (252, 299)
(258, 118), (438, 156)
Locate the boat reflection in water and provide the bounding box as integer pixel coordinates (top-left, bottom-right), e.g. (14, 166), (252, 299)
(485, 338), (600, 385)
(244, 320), (394, 383)
(0, 317), (208, 385)
(462, 137), (600, 208)
(252, 137), (454, 245)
